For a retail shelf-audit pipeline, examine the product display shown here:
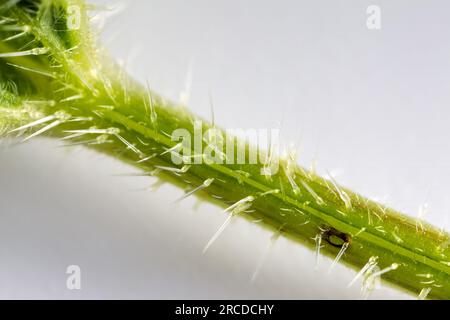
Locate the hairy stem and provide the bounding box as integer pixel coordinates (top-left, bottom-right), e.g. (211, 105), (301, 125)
(1, 0), (449, 299)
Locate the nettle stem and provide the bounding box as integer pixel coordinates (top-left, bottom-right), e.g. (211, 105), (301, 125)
(1, 0), (449, 299)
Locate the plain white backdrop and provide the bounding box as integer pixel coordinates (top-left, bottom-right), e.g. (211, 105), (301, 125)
(1, 0), (450, 299)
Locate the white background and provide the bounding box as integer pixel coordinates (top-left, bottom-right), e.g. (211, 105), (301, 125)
(1, 0), (449, 299)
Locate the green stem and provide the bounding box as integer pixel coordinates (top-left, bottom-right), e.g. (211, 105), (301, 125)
(1, 0), (449, 299)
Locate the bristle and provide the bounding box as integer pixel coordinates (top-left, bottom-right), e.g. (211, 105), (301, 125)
(418, 287), (432, 300)
(3, 25), (30, 41)
(8, 115), (56, 134)
(175, 178), (215, 203)
(114, 133), (144, 157)
(328, 242), (349, 273)
(144, 80), (158, 129)
(326, 170), (352, 210)
(251, 231), (281, 282)
(363, 263), (399, 297)
(22, 120), (61, 142)
(348, 256), (378, 287)
(154, 165), (190, 175)
(0, 47), (49, 58)
(7, 62), (55, 78)
(301, 179), (324, 206)
(203, 196), (255, 253)
(313, 233), (322, 269)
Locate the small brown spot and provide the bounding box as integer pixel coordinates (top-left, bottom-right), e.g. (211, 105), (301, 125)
(321, 227), (351, 248)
